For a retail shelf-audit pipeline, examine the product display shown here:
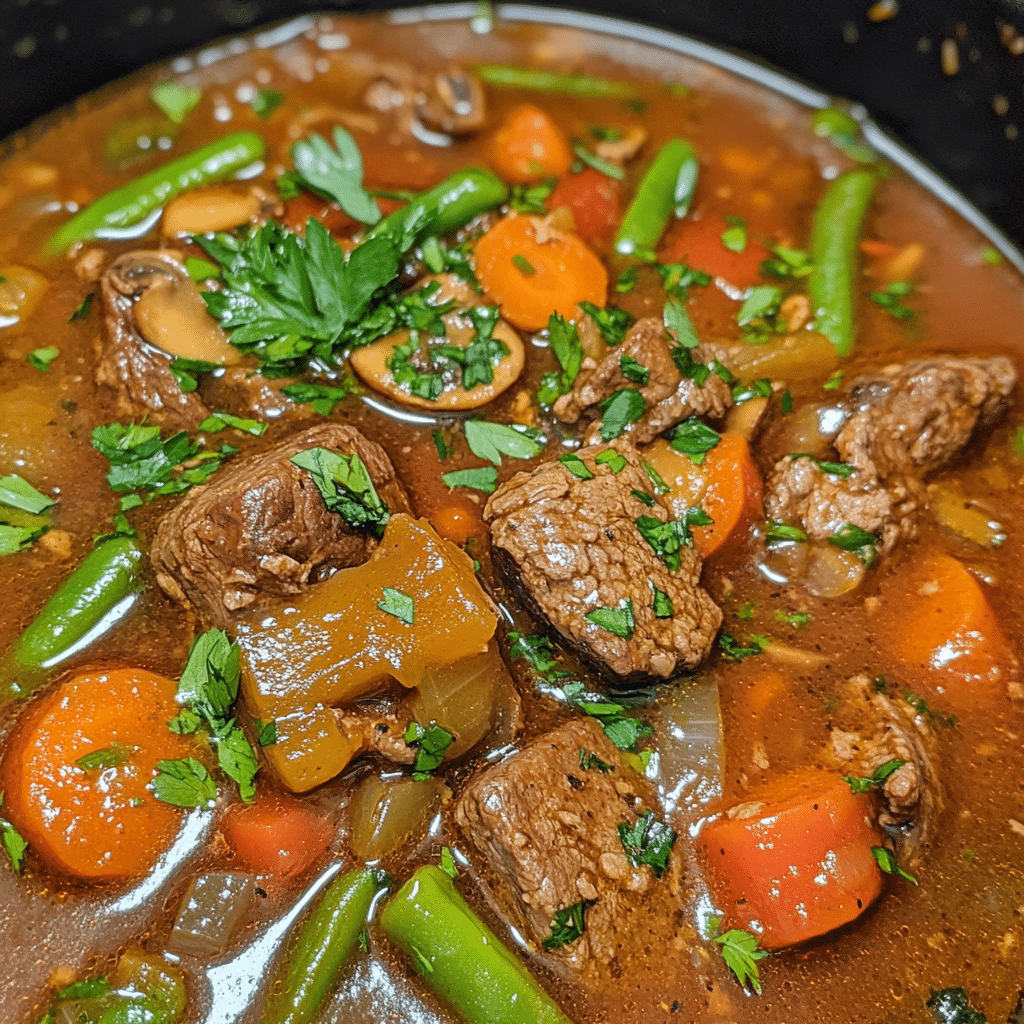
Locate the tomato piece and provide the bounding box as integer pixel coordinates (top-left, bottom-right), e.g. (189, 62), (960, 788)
(547, 167), (623, 246)
(222, 792), (332, 877)
(659, 214), (770, 289)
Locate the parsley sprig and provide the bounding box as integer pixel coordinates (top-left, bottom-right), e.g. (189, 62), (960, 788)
(290, 447), (390, 538)
(617, 809), (676, 877)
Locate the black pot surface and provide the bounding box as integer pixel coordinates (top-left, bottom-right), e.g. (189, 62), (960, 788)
(2, 0), (1023, 245)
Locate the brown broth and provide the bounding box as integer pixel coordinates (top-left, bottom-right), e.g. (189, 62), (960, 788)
(0, 10), (1022, 1024)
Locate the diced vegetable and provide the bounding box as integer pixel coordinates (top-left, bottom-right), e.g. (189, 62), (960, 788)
(808, 168), (877, 356)
(726, 330), (839, 382)
(877, 552), (1012, 710)
(349, 775), (450, 860)
(927, 482), (1006, 548)
(658, 213), (771, 289)
(489, 104), (572, 184)
(0, 264), (49, 325)
(380, 865), (573, 1024)
(364, 168), (508, 252)
(474, 214), (608, 331)
(162, 184), (262, 236)
(643, 433), (763, 561)
(0, 668), (197, 879)
(652, 679), (724, 813)
(404, 644), (521, 760)
(169, 872), (254, 956)
(2, 534), (145, 697)
(546, 167), (622, 245)
(263, 867), (386, 1024)
(46, 130), (268, 251)
(221, 792), (333, 877)
(235, 515), (498, 792)
(615, 138), (699, 256)
(698, 768), (884, 949)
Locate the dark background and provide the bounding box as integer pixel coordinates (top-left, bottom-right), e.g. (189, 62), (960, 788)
(2, 0), (1023, 245)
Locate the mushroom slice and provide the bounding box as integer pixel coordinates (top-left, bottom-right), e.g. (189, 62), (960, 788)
(96, 250), (237, 429)
(418, 66), (487, 135)
(350, 312), (524, 411)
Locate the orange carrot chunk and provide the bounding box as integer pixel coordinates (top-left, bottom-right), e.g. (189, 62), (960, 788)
(474, 214), (608, 332)
(698, 769), (884, 950)
(488, 103), (573, 185)
(643, 432), (764, 561)
(878, 551), (1013, 710)
(221, 791), (332, 877)
(0, 668), (196, 880)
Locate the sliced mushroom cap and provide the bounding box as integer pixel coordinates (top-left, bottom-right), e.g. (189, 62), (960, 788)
(418, 67), (487, 135)
(107, 251), (238, 366)
(96, 250), (237, 429)
(350, 313), (524, 411)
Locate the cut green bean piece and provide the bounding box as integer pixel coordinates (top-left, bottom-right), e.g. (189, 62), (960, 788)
(364, 168), (508, 253)
(808, 168), (877, 357)
(263, 867), (386, 1024)
(2, 535), (144, 698)
(615, 138), (699, 256)
(380, 865), (573, 1024)
(475, 64), (639, 100)
(47, 130), (267, 252)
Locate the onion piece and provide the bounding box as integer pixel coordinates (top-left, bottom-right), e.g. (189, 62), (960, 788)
(349, 775), (450, 861)
(928, 482), (1006, 548)
(651, 679), (724, 819)
(168, 872), (254, 957)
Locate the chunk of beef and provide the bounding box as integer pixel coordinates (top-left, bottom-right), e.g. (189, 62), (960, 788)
(485, 441), (721, 683)
(553, 317), (733, 445)
(96, 251), (218, 430)
(152, 424), (412, 626)
(765, 355), (1016, 552)
(828, 673), (943, 864)
(455, 717), (677, 969)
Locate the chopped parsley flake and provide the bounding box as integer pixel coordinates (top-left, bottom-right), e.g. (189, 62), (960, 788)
(926, 987), (987, 1024)
(290, 447), (390, 538)
(619, 353), (650, 385)
(578, 301), (634, 345)
(280, 379), (359, 416)
(663, 298), (699, 349)
(559, 452), (594, 479)
(636, 508), (712, 570)
(715, 928), (768, 995)
(869, 279), (914, 320)
(737, 285), (781, 325)
(290, 127), (381, 225)
(788, 453), (855, 478)
(599, 388), (646, 441)
(843, 758), (905, 794)
(464, 420), (545, 465)
(669, 417), (720, 465)
(595, 448), (627, 473)
(617, 809), (676, 877)
(585, 599), (635, 639)
(511, 253), (536, 276)
(150, 757), (217, 809)
(404, 721), (453, 778)
(440, 466), (499, 494)
(378, 587), (415, 625)
(543, 899), (592, 949)
(579, 749), (613, 772)
(718, 633), (770, 660)
(827, 522), (879, 565)
(26, 347), (59, 372)
(872, 845), (918, 884)
(652, 585), (674, 618)
(251, 88), (284, 118)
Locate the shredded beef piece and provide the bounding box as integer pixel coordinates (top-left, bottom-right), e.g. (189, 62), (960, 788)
(765, 355), (1016, 552)
(553, 316), (733, 445)
(456, 717), (678, 970)
(485, 441), (721, 683)
(95, 251), (214, 430)
(152, 424), (411, 626)
(828, 673), (943, 864)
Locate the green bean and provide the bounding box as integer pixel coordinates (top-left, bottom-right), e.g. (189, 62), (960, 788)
(263, 867), (385, 1024)
(3, 535), (144, 697)
(380, 865), (573, 1024)
(364, 168), (508, 252)
(615, 138), (699, 257)
(46, 131), (267, 252)
(808, 168), (877, 357)
(475, 64), (639, 101)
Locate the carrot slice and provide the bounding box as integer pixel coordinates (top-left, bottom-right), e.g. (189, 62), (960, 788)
(658, 214), (770, 289)
(546, 167), (623, 246)
(474, 214), (608, 332)
(643, 432), (764, 561)
(699, 768), (884, 950)
(1, 668), (196, 880)
(221, 791), (332, 877)
(488, 103), (573, 185)
(878, 551), (1013, 710)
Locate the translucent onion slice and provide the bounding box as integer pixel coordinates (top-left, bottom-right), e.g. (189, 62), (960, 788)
(652, 679), (724, 819)
(168, 872), (254, 957)
(349, 775), (450, 861)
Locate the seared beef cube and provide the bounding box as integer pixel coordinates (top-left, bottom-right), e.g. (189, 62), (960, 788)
(765, 355), (1016, 552)
(455, 717), (676, 969)
(152, 424), (411, 626)
(553, 316), (733, 445)
(96, 251), (218, 430)
(485, 442), (721, 682)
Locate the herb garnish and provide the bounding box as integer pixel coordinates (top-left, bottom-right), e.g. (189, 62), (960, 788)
(198, 411), (267, 436)
(76, 743), (133, 773)
(290, 447), (390, 538)
(440, 467), (499, 494)
(760, 244), (812, 279)
(558, 453), (594, 480)
(440, 846), (459, 878)
(599, 388), (645, 441)
(151, 757), (218, 809)
(585, 599), (635, 639)
(737, 285), (782, 326)
(404, 722), (453, 779)
(537, 312), (584, 407)
(827, 522), (879, 565)
(578, 301), (634, 345)
(636, 508), (712, 570)
(579, 749), (613, 772)
(663, 298), (699, 349)
(280, 378), (359, 416)
(543, 899), (593, 949)
(290, 127), (381, 225)
(559, 681), (654, 753)
(68, 292), (94, 322)
(511, 253), (536, 276)
(27, 347), (60, 372)
(251, 88), (284, 118)
(150, 82), (201, 123)
(714, 927), (768, 994)
(872, 845), (918, 884)
(718, 633), (770, 660)
(764, 519), (808, 544)
(464, 420), (545, 465)
(669, 417), (720, 465)
(571, 141), (625, 180)
(0, 474), (54, 515)
(595, 448), (627, 473)
(843, 758), (905, 794)
(0, 795), (28, 874)
(720, 216), (747, 254)
(509, 178), (556, 214)
(788, 452), (855, 478)
(869, 280), (914, 320)
(926, 987), (987, 1024)
(617, 809), (676, 877)
(652, 585), (674, 618)
(774, 609), (811, 628)
(378, 587), (415, 625)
